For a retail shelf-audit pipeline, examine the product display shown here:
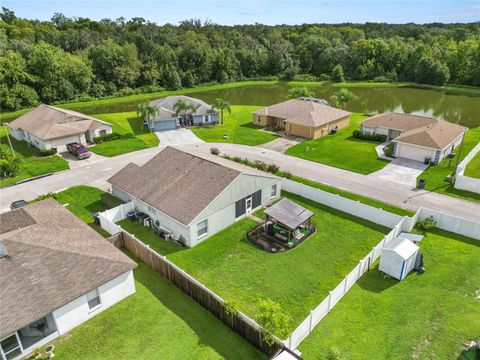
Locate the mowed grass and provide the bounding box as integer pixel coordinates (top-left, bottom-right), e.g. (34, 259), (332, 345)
(191, 105), (279, 146)
(464, 151), (480, 179)
(286, 113), (389, 174)
(89, 112), (159, 157)
(118, 191), (389, 333)
(54, 259), (265, 360)
(418, 127), (480, 202)
(299, 229), (480, 360)
(0, 127), (69, 187)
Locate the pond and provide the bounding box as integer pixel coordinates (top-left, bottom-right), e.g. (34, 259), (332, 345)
(81, 84), (479, 128)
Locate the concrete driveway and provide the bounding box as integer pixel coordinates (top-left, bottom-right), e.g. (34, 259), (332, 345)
(58, 151), (106, 169)
(369, 157), (428, 187)
(258, 136), (303, 153)
(155, 128), (205, 146)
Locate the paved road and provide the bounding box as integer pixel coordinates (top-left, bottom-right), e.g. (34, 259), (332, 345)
(1, 143), (479, 223)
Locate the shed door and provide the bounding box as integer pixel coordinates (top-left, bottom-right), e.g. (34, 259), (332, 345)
(153, 120), (177, 131)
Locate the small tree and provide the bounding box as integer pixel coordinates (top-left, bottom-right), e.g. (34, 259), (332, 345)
(288, 86), (314, 99)
(331, 88), (356, 109)
(332, 64), (345, 82)
(137, 102), (159, 129)
(174, 98), (198, 126)
(256, 299), (291, 345)
(211, 98), (231, 125)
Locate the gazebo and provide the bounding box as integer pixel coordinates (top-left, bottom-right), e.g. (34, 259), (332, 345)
(247, 198), (315, 252)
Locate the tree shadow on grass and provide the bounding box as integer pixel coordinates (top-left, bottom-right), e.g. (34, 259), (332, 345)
(127, 116), (149, 135)
(131, 255), (266, 360)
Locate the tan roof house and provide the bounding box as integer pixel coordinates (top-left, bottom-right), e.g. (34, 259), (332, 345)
(361, 112), (467, 164)
(7, 104), (112, 152)
(108, 146), (282, 247)
(252, 98), (351, 139)
(0, 200), (136, 359)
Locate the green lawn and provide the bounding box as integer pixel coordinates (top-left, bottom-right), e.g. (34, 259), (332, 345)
(464, 151), (480, 179)
(89, 112), (159, 156)
(285, 113), (389, 174)
(118, 191), (389, 334)
(299, 229), (480, 360)
(191, 105), (279, 146)
(53, 259), (264, 360)
(418, 127), (480, 202)
(0, 127), (69, 187)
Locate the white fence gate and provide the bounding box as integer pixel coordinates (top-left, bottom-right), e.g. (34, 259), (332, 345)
(98, 201), (134, 235)
(454, 142), (480, 194)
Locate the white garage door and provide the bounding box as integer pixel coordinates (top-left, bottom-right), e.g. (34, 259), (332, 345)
(397, 144), (433, 163)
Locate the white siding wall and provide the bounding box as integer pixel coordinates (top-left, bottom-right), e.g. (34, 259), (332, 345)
(88, 124), (112, 141)
(438, 133), (464, 162)
(396, 143), (435, 163)
(373, 127), (389, 136)
(53, 270), (135, 335)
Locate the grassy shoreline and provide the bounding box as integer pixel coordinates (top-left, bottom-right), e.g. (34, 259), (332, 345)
(2, 80), (479, 122)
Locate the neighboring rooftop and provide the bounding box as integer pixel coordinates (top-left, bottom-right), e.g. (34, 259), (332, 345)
(0, 200), (136, 338)
(253, 98), (351, 127)
(108, 146), (278, 225)
(8, 104), (111, 140)
(264, 198), (314, 230)
(361, 112), (438, 131)
(150, 95), (217, 119)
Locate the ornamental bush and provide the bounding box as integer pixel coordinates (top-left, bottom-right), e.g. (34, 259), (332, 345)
(93, 132), (119, 144)
(352, 130), (387, 142)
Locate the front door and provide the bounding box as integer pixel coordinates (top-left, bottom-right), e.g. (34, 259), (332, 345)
(245, 196), (253, 216)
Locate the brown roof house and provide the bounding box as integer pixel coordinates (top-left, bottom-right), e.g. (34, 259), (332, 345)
(108, 146), (281, 247)
(0, 200), (136, 359)
(7, 104), (112, 152)
(361, 112), (467, 164)
(252, 97), (351, 139)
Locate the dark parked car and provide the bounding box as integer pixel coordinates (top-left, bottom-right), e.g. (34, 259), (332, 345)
(10, 200), (29, 210)
(66, 143), (91, 160)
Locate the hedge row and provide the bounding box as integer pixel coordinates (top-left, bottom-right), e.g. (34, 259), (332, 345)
(352, 130), (387, 142)
(93, 132), (119, 144)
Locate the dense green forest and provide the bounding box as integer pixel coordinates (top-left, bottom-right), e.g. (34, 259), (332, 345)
(1, 7), (479, 112)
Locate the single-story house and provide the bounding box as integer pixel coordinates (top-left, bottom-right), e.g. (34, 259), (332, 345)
(0, 199), (136, 360)
(7, 104), (112, 152)
(360, 112), (467, 164)
(108, 146), (281, 247)
(146, 95), (219, 131)
(378, 237), (419, 281)
(252, 97), (351, 139)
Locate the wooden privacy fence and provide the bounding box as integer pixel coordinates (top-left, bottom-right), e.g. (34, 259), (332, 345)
(116, 231), (285, 358)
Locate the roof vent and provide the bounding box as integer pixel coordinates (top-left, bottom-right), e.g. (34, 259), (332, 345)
(0, 241), (7, 258)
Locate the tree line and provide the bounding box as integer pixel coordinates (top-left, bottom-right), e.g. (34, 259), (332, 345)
(1, 7), (479, 112)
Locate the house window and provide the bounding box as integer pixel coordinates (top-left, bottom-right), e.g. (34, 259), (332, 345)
(0, 333), (22, 360)
(257, 116), (261, 123)
(99, 129), (107, 136)
(87, 289), (101, 310)
(271, 184), (277, 199)
(197, 219), (208, 238)
(204, 115), (209, 122)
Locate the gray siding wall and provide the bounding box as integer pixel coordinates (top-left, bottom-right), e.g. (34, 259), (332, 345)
(189, 174), (282, 247)
(192, 113), (219, 125)
(111, 186), (192, 245)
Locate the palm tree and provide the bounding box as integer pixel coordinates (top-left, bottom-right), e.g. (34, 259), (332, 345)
(331, 88), (356, 109)
(288, 86), (314, 99)
(137, 102), (160, 130)
(211, 98), (231, 125)
(173, 99), (197, 127)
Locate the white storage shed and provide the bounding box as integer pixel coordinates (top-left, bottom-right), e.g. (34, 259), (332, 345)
(379, 238), (419, 280)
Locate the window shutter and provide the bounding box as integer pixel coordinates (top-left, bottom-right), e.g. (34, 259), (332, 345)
(252, 190), (261, 208)
(235, 197), (246, 218)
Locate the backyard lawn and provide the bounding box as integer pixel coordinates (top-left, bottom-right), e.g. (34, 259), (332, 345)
(191, 105), (279, 146)
(53, 260), (265, 360)
(464, 151), (480, 179)
(285, 113), (389, 174)
(0, 127), (69, 187)
(417, 127), (480, 202)
(299, 229), (480, 360)
(118, 191), (389, 334)
(89, 112), (159, 156)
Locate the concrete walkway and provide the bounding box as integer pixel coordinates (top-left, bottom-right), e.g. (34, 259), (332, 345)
(375, 141), (392, 161)
(155, 128), (205, 146)
(1, 142), (479, 223)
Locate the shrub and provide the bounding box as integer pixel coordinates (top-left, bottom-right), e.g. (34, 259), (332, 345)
(0, 152), (20, 178)
(37, 148), (57, 157)
(319, 73), (332, 81)
(233, 156), (241, 163)
(373, 75), (391, 83)
(267, 163), (279, 173)
(383, 143), (395, 157)
(416, 216), (437, 231)
(256, 299), (291, 345)
(254, 160), (267, 171)
(210, 147), (220, 155)
(93, 132), (119, 144)
(293, 74), (318, 82)
(327, 347), (344, 360)
(223, 299), (239, 316)
(352, 130), (387, 142)
(34, 192), (58, 201)
(332, 64), (345, 82)
(241, 158), (253, 167)
(282, 171), (292, 179)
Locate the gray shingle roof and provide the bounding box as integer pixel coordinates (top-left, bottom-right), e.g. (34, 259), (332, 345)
(253, 99), (351, 127)
(108, 147), (278, 225)
(150, 95), (217, 119)
(0, 200), (136, 338)
(7, 104), (112, 140)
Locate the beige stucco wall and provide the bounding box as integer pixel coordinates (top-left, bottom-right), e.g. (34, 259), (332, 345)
(286, 115), (350, 139)
(251, 114), (285, 128)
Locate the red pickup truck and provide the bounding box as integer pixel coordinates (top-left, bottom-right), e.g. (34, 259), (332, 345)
(66, 143), (91, 160)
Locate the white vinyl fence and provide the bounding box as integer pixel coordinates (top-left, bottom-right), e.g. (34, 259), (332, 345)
(418, 207), (480, 240)
(98, 201), (134, 235)
(454, 143), (480, 194)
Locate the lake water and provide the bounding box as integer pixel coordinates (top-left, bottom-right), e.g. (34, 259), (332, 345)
(83, 84), (480, 128)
